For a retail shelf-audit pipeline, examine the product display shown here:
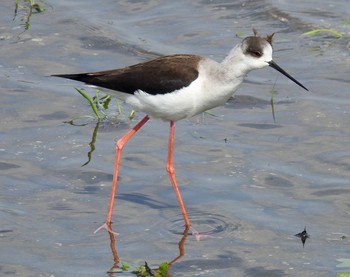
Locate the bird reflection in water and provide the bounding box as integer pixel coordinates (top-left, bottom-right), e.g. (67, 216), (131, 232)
(106, 223), (190, 276)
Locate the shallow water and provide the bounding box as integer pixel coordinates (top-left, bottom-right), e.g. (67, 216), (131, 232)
(1, 0), (350, 276)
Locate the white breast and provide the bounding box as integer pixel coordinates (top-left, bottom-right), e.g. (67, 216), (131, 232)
(126, 59), (245, 121)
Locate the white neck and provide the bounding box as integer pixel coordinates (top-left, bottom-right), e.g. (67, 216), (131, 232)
(221, 44), (252, 80)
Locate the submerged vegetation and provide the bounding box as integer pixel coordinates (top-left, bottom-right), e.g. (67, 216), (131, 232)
(302, 20), (350, 39)
(64, 88), (134, 166)
(108, 261), (169, 277)
(70, 88), (134, 123)
(302, 19), (350, 50)
(270, 80), (277, 123)
(14, 0), (45, 31)
(74, 88), (111, 121)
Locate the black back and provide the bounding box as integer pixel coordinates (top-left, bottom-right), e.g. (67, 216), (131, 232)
(53, 54), (201, 95)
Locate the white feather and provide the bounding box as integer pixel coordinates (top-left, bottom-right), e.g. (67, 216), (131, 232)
(125, 41), (275, 121)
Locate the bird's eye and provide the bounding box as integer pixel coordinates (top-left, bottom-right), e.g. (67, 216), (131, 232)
(249, 50), (262, 58)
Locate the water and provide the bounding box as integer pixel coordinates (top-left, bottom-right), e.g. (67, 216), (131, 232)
(1, 0), (350, 276)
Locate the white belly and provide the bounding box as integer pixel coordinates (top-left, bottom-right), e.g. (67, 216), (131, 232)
(126, 75), (242, 121)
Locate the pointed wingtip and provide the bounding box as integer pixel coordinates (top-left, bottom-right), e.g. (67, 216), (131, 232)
(50, 73), (88, 82)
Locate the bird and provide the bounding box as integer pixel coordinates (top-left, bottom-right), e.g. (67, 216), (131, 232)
(295, 226), (310, 248)
(53, 30), (308, 234)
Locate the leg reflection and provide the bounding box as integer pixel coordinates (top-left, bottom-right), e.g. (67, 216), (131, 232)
(105, 225), (190, 275)
(107, 223), (119, 275)
(168, 225), (190, 266)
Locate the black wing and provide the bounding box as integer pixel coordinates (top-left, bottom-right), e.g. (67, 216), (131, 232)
(53, 54), (201, 95)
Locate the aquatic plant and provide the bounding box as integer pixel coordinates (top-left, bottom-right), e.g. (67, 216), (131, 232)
(302, 19), (350, 49)
(14, 0), (45, 31)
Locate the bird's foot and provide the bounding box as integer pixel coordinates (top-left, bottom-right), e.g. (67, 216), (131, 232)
(94, 222), (119, 235)
(190, 226), (222, 241)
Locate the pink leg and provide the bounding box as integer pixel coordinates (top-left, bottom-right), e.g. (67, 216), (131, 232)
(94, 115), (150, 234)
(166, 121), (190, 227)
(167, 122), (216, 240)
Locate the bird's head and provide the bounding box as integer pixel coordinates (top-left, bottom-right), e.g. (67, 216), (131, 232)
(240, 29), (308, 91)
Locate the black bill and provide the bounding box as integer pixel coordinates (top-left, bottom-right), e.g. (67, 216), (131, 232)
(268, 60), (308, 91)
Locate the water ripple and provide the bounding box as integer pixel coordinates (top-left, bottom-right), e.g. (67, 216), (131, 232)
(167, 211), (240, 237)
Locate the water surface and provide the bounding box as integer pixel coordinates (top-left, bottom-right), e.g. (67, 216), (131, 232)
(1, 0), (350, 276)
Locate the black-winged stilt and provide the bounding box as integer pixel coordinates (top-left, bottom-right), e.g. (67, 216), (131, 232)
(53, 30), (308, 234)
